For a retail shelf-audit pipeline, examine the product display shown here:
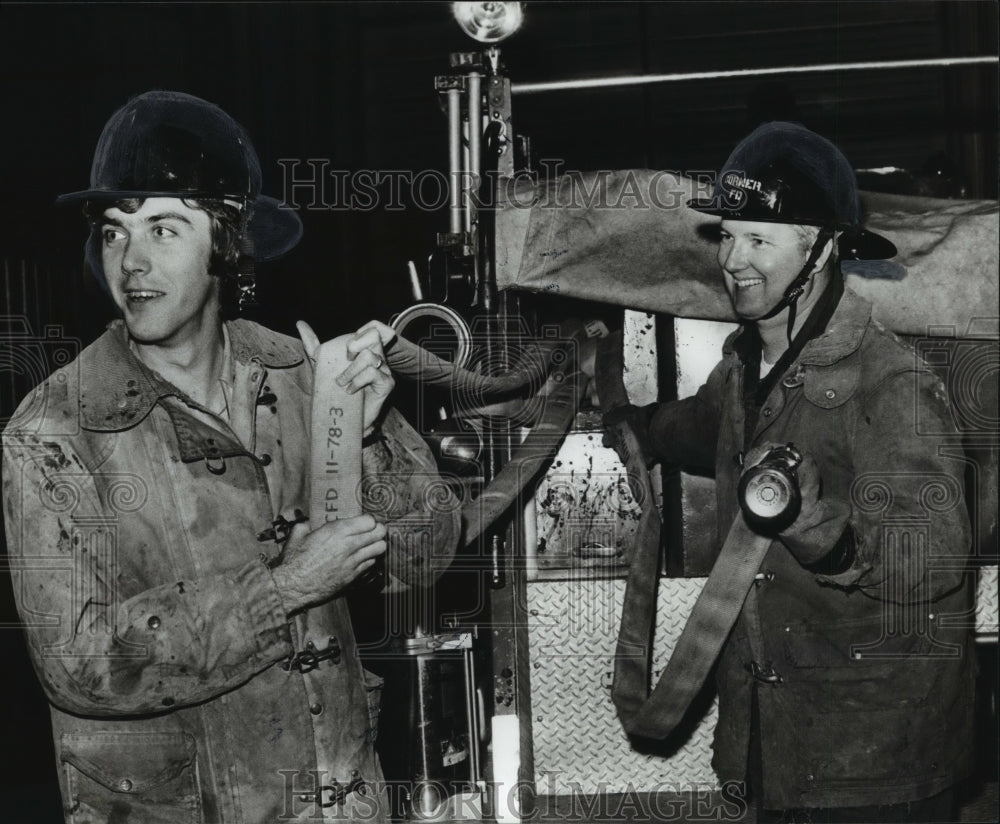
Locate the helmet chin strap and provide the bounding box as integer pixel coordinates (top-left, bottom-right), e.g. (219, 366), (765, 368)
(234, 195), (257, 311)
(758, 227), (834, 344)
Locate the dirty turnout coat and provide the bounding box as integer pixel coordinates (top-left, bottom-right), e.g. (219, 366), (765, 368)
(639, 287), (975, 810)
(2, 319), (461, 823)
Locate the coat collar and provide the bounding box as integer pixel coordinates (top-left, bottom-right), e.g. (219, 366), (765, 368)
(79, 319), (304, 432)
(723, 286), (872, 368)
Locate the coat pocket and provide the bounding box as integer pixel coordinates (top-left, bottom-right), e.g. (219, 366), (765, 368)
(61, 731), (202, 824)
(781, 615), (952, 671)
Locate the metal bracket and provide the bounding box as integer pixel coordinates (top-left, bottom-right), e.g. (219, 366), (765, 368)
(257, 509), (307, 544)
(316, 775), (366, 808)
(402, 631), (474, 657)
(435, 75), (469, 93)
(282, 636), (341, 673)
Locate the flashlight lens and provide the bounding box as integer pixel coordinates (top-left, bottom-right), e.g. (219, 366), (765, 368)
(744, 472), (792, 518)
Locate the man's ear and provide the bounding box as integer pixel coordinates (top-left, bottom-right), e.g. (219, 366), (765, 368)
(811, 232), (838, 274)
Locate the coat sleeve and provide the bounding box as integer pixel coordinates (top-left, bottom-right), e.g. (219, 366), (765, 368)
(637, 358), (727, 470)
(781, 368), (972, 599)
(361, 408), (461, 587)
(1, 432), (294, 717)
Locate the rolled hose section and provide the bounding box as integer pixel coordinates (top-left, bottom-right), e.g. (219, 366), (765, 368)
(384, 319), (596, 547)
(460, 340), (590, 547)
(385, 326), (569, 404)
(462, 362), (587, 546)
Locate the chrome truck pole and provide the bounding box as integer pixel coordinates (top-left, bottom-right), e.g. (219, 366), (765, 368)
(466, 71), (481, 238)
(447, 87), (463, 237)
(400, 4), (528, 822)
(387, 4), (522, 822)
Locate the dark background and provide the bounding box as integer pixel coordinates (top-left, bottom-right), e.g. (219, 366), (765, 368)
(1, 3), (997, 821)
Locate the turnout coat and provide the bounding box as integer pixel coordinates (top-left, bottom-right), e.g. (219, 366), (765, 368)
(641, 287), (975, 809)
(2, 319), (460, 823)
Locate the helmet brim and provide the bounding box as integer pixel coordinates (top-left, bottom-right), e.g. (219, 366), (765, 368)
(247, 195), (304, 262)
(837, 228), (897, 262)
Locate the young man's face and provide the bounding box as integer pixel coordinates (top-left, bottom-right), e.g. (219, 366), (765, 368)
(718, 219), (815, 321)
(101, 197), (220, 347)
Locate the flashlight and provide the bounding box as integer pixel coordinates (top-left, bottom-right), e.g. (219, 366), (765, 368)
(738, 444), (803, 531)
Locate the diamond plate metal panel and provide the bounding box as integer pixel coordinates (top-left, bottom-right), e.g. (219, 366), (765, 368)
(528, 578), (718, 794)
(977, 565), (998, 635)
(528, 565), (997, 796)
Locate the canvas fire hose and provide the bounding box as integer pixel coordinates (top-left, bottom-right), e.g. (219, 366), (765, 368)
(306, 316), (596, 821)
(309, 336), (365, 527)
(306, 318), (775, 740)
(307, 318), (772, 738)
(595, 330), (776, 739)
(308, 318), (601, 560)
(385, 318), (600, 547)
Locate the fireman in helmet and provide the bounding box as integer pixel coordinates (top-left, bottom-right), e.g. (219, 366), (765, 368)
(2, 90), (459, 822)
(613, 122), (974, 822)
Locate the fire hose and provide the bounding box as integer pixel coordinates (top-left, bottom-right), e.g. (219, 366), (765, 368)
(595, 330), (776, 740)
(310, 316), (769, 735)
(383, 319), (602, 546)
(309, 318), (768, 738)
